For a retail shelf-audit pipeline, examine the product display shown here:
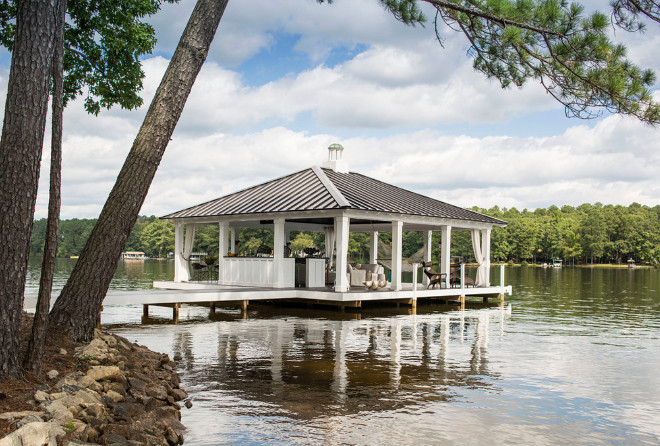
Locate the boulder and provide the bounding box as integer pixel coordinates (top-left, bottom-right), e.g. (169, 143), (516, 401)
(34, 389), (49, 403)
(87, 366), (120, 382)
(0, 411), (44, 421)
(0, 421), (64, 446)
(47, 369), (59, 380)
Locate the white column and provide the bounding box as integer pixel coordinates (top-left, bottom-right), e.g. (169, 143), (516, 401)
(273, 218), (285, 288)
(334, 215), (350, 292)
(369, 231), (378, 264)
(422, 230), (432, 287)
(174, 221), (186, 282)
(391, 220), (403, 291)
(218, 222), (228, 283)
(230, 227), (236, 254)
(441, 225), (452, 288)
(482, 228), (491, 286)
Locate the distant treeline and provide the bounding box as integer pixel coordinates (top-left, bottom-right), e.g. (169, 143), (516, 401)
(30, 203), (660, 264)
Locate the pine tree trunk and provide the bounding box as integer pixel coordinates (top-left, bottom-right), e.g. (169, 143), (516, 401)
(49, 0), (229, 341)
(24, 0), (66, 374)
(0, 0), (57, 378)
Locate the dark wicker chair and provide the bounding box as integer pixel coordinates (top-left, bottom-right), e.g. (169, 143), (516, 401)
(421, 261), (446, 289)
(450, 269), (475, 287)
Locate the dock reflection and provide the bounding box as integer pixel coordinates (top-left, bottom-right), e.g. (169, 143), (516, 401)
(172, 305), (509, 418)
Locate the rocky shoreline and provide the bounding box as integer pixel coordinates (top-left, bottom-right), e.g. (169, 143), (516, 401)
(0, 330), (190, 445)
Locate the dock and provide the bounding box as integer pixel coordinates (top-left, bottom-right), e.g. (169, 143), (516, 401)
(104, 278), (511, 322)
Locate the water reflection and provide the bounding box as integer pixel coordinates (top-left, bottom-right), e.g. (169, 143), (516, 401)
(170, 308), (504, 422)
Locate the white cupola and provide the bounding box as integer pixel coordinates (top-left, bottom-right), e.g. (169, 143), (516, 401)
(321, 143), (349, 173)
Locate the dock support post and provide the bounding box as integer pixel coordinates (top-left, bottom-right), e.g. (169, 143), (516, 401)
(210, 302), (216, 314)
(500, 263), (505, 295)
(498, 293), (504, 304)
(172, 303), (180, 323)
(143, 304), (149, 318)
(483, 296), (488, 303)
(241, 300), (248, 313)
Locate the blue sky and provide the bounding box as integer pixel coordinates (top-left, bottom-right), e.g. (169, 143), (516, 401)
(2, 0), (658, 219)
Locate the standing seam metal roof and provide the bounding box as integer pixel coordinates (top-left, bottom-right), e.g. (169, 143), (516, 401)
(162, 167), (505, 225)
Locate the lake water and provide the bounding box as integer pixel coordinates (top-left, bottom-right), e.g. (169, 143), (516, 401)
(27, 259), (660, 445)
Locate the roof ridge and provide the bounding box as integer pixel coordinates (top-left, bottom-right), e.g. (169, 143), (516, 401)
(311, 166), (351, 208)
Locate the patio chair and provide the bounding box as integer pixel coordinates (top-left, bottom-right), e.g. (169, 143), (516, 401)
(421, 261), (446, 289)
(191, 262), (207, 281)
(450, 269), (475, 287)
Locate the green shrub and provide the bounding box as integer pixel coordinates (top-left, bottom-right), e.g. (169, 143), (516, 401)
(521, 260), (529, 267)
(507, 260), (514, 267)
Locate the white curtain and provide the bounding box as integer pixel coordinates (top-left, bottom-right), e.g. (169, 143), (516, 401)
(324, 226), (335, 270)
(471, 229), (487, 287)
(183, 224), (196, 261)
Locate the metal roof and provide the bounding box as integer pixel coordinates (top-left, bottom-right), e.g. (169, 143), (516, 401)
(162, 167), (505, 226)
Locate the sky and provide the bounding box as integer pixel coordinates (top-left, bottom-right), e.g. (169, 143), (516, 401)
(3, 0), (660, 220)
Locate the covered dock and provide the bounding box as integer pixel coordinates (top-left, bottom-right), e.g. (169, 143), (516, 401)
(151, 144), (511, 316)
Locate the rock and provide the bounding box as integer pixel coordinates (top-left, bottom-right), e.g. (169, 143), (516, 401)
(98, 433), (128, 445)
(47, 369), (59, 380)
(34, 389), (49, 402)
(0, 421), (65, 446)
(101, 335), (118, 347)
(59, 348), (68, 355)
(164, 426), (179, 445)
(77, 375), (96, 389)
(106, 390), (123, 402)
(63, 442), (101, 446)
(81, 403), (105, 419)
(127, 377), (147, 391)
(168, 388), (187, 402)
(0, 410), (44, 421)
(16, 414), (44, 428)
(172, 354), (182, 361)
(87, 365), (120, 382)
(146, 385), (168, 401)
(184, 399), (192, 409)
(36, 384), (50, 392)
(41, 400), (74, 423)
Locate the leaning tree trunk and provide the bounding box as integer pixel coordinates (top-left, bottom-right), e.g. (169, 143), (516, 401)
(24, 0), (67, 374)
(0, 0), (58, 378)
(49, 0), (229, 341)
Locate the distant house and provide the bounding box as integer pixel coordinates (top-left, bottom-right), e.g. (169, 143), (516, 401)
(122, 251), (147, 260)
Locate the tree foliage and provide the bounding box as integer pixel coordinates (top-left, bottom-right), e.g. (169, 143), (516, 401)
(318, 0), (660, 124)
(31, 203), (659, 265)
(0, 0), (176, 114)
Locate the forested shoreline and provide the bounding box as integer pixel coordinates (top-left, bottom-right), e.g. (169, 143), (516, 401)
(31, 203), (660, 265)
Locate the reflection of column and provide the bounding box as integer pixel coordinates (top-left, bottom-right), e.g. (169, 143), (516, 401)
(439, 315), (449, 365)
(174, 331), (195, 372)
(459, 309), (465, 344)
(270, 324), (283, 386)
(390, 321), (401, 388)
(470, 310), (490, 373)
(332, 322), (348, 400)
(421, 323), (431, 365)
